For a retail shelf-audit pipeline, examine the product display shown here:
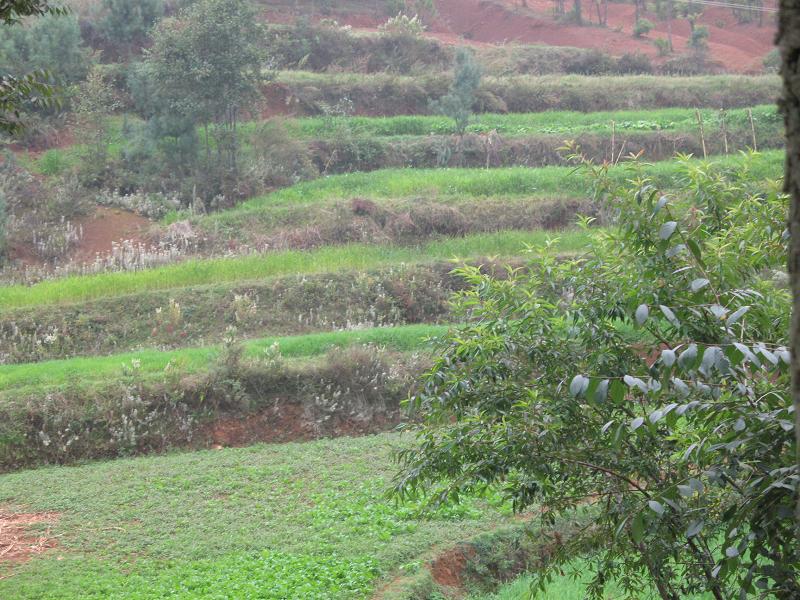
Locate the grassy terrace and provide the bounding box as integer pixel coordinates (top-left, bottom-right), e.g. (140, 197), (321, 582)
(0, 230), (589, 309)
(0, 324), (444, 393)
(213, 151), (783, 218)
(0, 434), (519, 599)
(24, 105), (781, 177)
(271, 105), (780, 139)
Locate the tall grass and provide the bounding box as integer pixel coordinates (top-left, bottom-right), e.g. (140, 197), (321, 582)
(0, 230), (590, 309)
(0, 324), (446, 392)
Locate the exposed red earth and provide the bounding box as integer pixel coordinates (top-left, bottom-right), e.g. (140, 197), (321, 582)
(269, 0), (777, 73)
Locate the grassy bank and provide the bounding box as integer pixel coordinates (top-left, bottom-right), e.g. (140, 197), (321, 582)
(0, 324), (444, 392)
(0, 263), (461, 364)
(216, 150), (783, 218)
(274, 72), (781, 116)
(0, 230), (590, 309)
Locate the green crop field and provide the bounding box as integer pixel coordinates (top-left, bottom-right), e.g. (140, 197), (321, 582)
(0, 434), (519, 599)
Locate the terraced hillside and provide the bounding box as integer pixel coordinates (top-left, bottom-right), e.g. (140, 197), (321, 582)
(0, 2), (790, 598)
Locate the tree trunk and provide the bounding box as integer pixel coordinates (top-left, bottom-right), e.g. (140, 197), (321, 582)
(777, 0), (800, 527)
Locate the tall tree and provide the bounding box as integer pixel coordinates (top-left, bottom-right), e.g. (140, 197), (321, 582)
(777, 0), (800, 528)
(143, 0), (264, 198)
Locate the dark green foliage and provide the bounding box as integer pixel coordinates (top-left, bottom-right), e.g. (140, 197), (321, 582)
(0, 13), (91, 84)
(136, 0), (265, 206)
(97, 0), (164, 57)
(0, 0), (64, 24)
(689, 25), (710, 50)
(430, 48), (482, 135)
(0, 1), (68, 134)
(395, 155), (797, 598)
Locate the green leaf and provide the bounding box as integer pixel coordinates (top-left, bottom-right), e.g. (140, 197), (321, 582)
(686, 521), (704, 538)
(631, 512), (646, 543)
(635, 304), (649, 326)
(678, 344), (698, 370)
(631, 416), (645, 431)
(690, 278), (710, 292)
(661, 349), (676, 367)
(648, 500), (665, 515)
(569, 375), (588, 397)
(609, 380), (626, 403)
(594, 379), (609, 403)
(727, 306), (750, 325)
(659, 221), (678, 240)
(660, 305), (680, 327)
(686, 238), (706, 268)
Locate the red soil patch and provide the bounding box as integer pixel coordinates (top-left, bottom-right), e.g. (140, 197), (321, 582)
(8, 206), (154, 269)
(0, 510), (59, 571)
(202, 403), (401, 448)
(433, 0), (776, 72)
(430, 545), (477, 590)
(73, 207), (153, 262)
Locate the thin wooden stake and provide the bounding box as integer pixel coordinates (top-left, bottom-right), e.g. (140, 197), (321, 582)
(720, 109), (729, 155)
(695, 108), (707, 159)
(748, 107), (758, 151)
(611, 120), (616, 164)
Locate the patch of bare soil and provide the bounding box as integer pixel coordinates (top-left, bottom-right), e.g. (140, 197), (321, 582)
(430, 545), (477, 590)
(0, 510), (59, 573)
(433, 0), (776, 72)
(73, 206), (154, 262)
(201, 402), (402, 449)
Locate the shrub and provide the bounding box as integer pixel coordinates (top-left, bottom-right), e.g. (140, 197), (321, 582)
(379, 12), (426, 36)
(615, 51), (653, 74)
(689, 25), (710, 50)
(653, 37), (672, 56)
(632, 18), (654, 38)
(763, 48), (781, 73)
(246, 120), (318, 190)
(395, 154), (797, 598)
(564, 49), (615, 75)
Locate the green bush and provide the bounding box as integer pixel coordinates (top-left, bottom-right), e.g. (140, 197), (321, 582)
(632, 18), (654, 38)
(689, 25), (710, 50)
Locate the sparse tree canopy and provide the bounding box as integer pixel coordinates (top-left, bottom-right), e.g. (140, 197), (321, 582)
(430, 47), (481, 136)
